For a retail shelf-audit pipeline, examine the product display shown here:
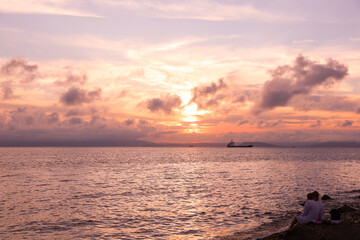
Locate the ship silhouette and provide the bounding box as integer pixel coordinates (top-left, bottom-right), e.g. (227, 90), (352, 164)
(227, 139), (253, 148)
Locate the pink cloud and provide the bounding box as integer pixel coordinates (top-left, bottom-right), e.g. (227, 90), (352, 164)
(253, 55), (348, 114)
(1, 57), (39, 83)
(191, 78), (227, 109)
(60, 87), (101, 106)
(146, 94), (182, 114)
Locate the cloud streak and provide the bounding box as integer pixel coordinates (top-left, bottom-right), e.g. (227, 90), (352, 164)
(290, 95), (360, 113)
(0, 0), (100, 17)
(104, 0), (297, 22)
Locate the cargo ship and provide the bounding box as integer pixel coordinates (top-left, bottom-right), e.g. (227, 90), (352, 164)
(227, 140), (253, 148)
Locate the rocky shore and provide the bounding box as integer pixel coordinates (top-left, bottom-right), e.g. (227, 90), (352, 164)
(216, 193), (360, 240)
(259, 209), (360, 240)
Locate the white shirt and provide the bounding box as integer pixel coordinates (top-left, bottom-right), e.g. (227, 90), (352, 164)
(296, 200), (322, 224)
(316, 200), (324, 220)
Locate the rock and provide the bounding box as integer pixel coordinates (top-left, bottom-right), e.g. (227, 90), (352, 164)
(341, 210), (360, 224)
(330, 209), (341, 221)
(321, 195), (332, 200)
(259, 222), (360, 240)
(329, 204), (357, 222)
(338, 204), (357, 213)
(218, 198), (360, 240)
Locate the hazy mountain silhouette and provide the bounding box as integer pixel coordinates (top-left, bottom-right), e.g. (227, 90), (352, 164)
(0, 139), (157, 147)
(304, 141), (360, 148)
(241, 142), (280, 147)
(0, 140), (359, 147)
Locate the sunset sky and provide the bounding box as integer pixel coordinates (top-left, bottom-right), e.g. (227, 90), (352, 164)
(0, 0), (360, 145)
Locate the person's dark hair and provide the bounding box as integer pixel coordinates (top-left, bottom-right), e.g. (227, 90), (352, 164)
(312, 191), (320, 201)
(307, 192), (314, 200)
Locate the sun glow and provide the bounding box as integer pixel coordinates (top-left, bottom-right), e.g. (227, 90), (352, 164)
(183, 116), (198, 122)
(181, 104), (200, 123)
(182, 103), (209, 118)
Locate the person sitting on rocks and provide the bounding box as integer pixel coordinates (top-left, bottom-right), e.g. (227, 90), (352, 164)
(289, 192), (323, 229)
(312, 191), (324, 222)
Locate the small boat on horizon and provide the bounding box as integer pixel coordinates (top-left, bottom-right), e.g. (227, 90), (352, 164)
(227, 140), (253, 148)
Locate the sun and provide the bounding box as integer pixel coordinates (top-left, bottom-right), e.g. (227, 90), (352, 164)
(182, 103), (208, 122)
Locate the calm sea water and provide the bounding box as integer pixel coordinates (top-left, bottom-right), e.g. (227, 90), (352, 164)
(1, 147), (360, 239)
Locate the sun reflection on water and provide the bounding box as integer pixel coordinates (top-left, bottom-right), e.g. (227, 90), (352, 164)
(1, 147), (360, 239)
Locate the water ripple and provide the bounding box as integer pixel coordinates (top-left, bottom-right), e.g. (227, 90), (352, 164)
(1, 147), (360, 239)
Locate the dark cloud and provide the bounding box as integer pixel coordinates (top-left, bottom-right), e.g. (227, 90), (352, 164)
(146, 94), (182, 114)
(0, 58), (39, 98)
(45, 112), (60, 124)
(6, 108), (61, 128)
(10, 107), (27, 114)
(65, 108), (98, 117)
(89, 115), (107, 128)
(0, 106), (160, 146)
(117, 90), (128, 98)
(1, 83), (16, 100)
(271, 119), (282, 127)
(124, 119), (135, 126)
(238, 120), (249, 125)
(1, 105), (359, 145)
(0, 127), (149, 147)
(65, 109), (80, 117)
(233, 95), (246, 103)
(9, 107), (29, 127)
(136, 119), (157, 134)
(55, 67), (87, 86)
(60, 87), (101, 106)
(340, 120), (354, 127)
(25, 116), (34, 125)
(55, 73), (87, 86)
(138, 119), (149, 126)
(1, 57), (39, 83)
(192, 78), (227, 98)
(205, 94), (226, 107)
(152, 131), (179, 138)
(253, 55), (348, 114)
(257, 119), (283, 128)
(6, 108), (33, 128)
(0, 114), (5, 128)
(191, 78), (227, 109)
(310, 120), (322, 128)
(4, 107), (105, 130)
(68, 117), (83, 125)
(290, 95), (359, 113)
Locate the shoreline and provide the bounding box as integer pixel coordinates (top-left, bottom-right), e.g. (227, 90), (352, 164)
(259, 209), (360, 240)
(216, 191), (360, 240)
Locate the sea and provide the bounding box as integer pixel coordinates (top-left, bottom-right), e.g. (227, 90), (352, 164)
(1, 147), (360, 239)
